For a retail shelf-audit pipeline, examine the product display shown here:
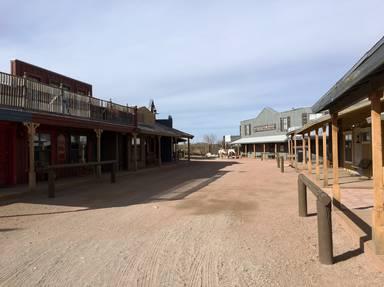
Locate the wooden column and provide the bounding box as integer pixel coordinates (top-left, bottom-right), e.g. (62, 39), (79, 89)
(170, 137), (174, 161)
(294, 135), (298, 170)
(133, 133), (138, 171)
(331, 113), (340, 205)
(115, 133), (119, 171)
(253, 144), (256, 158)
(24, 122), (40, 192)
(187, 138), (191, 161)
(274, 143), (277, 157)
(302, 134), (307, 169)
(94, 128), (103, 177)
(307, 132), (312, 174)
(263, 143), (266, 160)
(288, 138), (291, 162)
(245, 144), (248, 156)
(315, 129), (320, 180)
(158, 135), (162, 166)
(141, 136), (146, 168)
(370, 91), (384, 254)
(322, 126), (328, 187)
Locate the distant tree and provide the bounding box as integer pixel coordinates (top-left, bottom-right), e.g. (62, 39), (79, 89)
(203, 134), (217, 153)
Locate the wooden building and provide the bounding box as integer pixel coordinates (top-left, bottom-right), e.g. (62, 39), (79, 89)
(0, 60), (193, 189)
(287, 36), (384, 254)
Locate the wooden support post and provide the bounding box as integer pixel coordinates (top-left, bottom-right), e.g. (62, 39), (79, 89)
(302, 134), (307, 169)
(263, 143), (266, 160)
(24, 122), (40, 192)
(288, 138), (291, 163)
(187, 138), (191, 161)
(115, 133), (119, 171)
(307, 132), (312, 174)
(331, 113), (340, 205)
(158, 135), (162, 166)
(280, 156), (284, 173)
(111, 162), (117, 183)
(133, 133), (138, 171)
(370, 91), (384, 254)
(141, 136), (146, 168)
(322, 126), (328, 187)
(171, 137), (175, 161)
(253, 144), (256, 158)
(315, 129), (320, 180)
(294, 135), (298, 171)
(274, 143), (277, 159)
(94, 128), (103, 177)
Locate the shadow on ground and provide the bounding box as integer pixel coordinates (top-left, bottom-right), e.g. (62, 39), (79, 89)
(0, 160), (239, 218)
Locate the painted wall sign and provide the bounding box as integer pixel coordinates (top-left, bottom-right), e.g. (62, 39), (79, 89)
(253, 124), (276, 132)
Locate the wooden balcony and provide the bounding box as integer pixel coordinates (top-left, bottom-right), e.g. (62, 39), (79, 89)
(0, 72), (137, 126)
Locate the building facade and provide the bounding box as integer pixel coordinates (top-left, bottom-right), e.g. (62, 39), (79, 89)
(0, 60), (193, 188)
(233, 107), (312, 157)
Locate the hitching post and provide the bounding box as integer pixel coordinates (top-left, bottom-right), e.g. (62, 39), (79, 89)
(280, 156), (284, 173)
(298, 177), (307, 217)
(317, 193), (333, 264)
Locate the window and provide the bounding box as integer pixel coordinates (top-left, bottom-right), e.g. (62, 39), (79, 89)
(34, 133), (51, 167)
(302, 113), (308, 125)
(280, 117), (290, 132)
(70, 135), (88, 163)
(344, 132), (352, 162)
(244, 124), (251, 136)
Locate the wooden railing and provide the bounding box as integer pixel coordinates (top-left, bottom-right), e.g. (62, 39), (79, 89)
(0, 72), (137, 126)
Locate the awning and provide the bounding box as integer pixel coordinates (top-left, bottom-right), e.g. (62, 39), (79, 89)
(138, 122), (194, 139)
(231, 135), (287, 144)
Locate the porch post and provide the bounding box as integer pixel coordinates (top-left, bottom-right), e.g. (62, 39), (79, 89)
(322, 125), (328, 187)
(263, 143), (266, 160)
(24, 122), (40, 192)
(158, 135), (162, 166)
(133, 133), (138, 171)
(245, 144), (248, 156)
(94, 128), (103, 177)
(294, 134), (298, 170)
(115, 133), (119, 171)
(307, 132), (312, 174)
(331, 113), (340, 205)
(370, 91), (384, 254)
(141, 136), (146, 168)
(315, 129), (320, 180)
(274, 143), (277, 158)
(171, 137), (175, 161)
(253, 143), (256, 158)
(302, 134), (307, 169)
(187, 138), (191, 161)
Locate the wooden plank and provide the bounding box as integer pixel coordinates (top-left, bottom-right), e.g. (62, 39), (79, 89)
(331, 113), (340, 205)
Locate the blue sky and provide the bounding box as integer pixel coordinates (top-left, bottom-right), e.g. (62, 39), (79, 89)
(0, 0), (383, 141)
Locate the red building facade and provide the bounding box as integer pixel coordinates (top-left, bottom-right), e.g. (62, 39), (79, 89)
(0, 60), (193, 188)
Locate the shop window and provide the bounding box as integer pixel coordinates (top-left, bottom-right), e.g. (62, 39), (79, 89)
(70, 135), (87, 163)
(345, 132), (352, 162)
(34, 133), (51, 167)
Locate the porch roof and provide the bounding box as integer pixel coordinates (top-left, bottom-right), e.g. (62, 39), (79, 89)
(231, 134), (287, 144)
(312, 37), (384, 113)
(137, 122), (194, 139)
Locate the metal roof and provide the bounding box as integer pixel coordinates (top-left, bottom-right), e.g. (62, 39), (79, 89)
(312, 37), (384, 113)
(138, 122), (194, 138)
(231, 135), (287, 144)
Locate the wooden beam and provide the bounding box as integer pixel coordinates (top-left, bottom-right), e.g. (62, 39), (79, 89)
(322, 126), (328, 187)
(302, 134), (307, 169)
(294, 135), (298, 171)
(315, 129), (320, 180)
(133, 133), (138, 171)
(24, 122), (40, 191)
(331, 113), (340, 205)
(307, 132), (312, 174)
(187, 138), (191, 161)
(370, 91), (384, 254)
(253, 143), (256, 158)
(94, 128), (103, 177)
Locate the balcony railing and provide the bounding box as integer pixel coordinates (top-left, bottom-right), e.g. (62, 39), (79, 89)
(0, 72), (137, 126)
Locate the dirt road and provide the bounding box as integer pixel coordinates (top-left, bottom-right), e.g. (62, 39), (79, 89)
(0, 159), (383, 286)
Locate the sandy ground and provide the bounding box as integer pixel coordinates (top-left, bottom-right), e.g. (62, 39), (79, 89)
(1, 159), (384, 286)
